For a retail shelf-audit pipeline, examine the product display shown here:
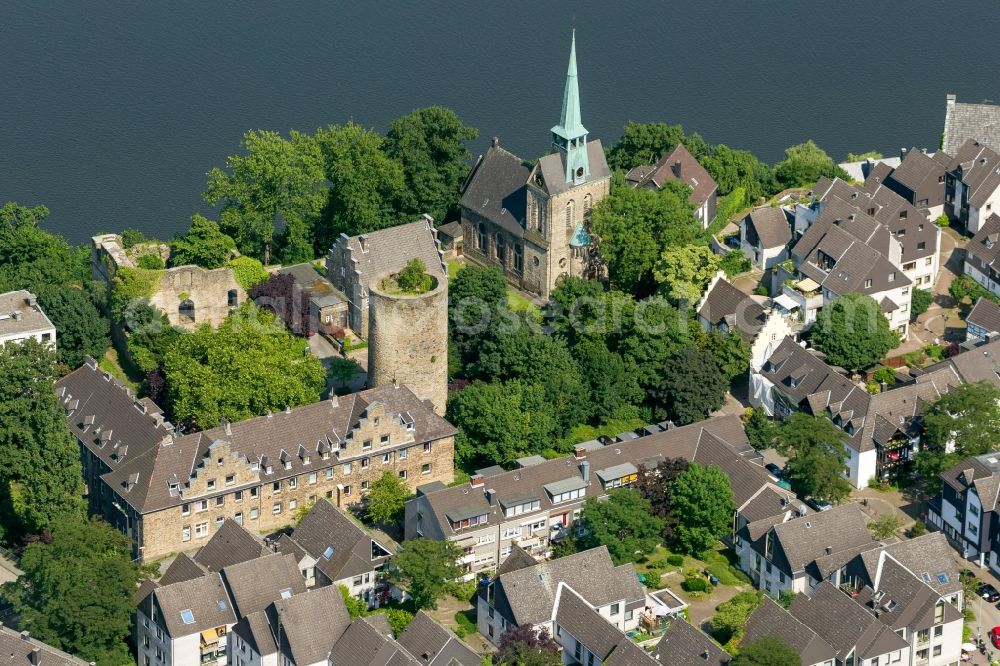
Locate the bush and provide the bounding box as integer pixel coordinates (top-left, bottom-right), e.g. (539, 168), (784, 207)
(453, 609), (477, 638)
(121, 228), (147, 248)
(907, 520), (928, 538)
(643, 572), (662, 589)
(667, 554), (684, 566)
(935, 214), (950, 227)
(137, 254), (165, 270)
(910, 288), (933, 318)
(228, 256), (269, 291)
(395, 258), (433, 293)
(682, 576), (709, 592)
(720, 250), (751, 278)
(445, 580), (478, 604)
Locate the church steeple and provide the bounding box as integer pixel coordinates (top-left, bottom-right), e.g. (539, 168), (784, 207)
(551, 29), (590, 185)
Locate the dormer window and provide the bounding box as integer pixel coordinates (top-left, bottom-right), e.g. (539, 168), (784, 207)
(888, 272), (896, 282)
(250, 461), (260, 472)
(283, 460), (292, 471)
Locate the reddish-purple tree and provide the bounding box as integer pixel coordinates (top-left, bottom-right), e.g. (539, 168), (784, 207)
(249, 273), (312, 336)
(496, 624), (561, 666)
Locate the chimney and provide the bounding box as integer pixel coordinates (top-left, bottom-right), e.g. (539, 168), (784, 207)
(30, 648), (41, 666)
(574, 445), (587, 460)
(359, 234), (368, 253)
(485, 488), (495, 505)
(12, 310), (21, 321)
(492, 136), (500, 148)
(580, 459), (590, 483)
(470, 473), (484, 488)
(20, 631), (29, 640)
(921, 147), (928, 154)
(672, 160), (682, 177)
(222, 418), (232, 436)
(900, 147), (908, 159)
(25, 293), (37, 308)
(825, 545), (832, 555)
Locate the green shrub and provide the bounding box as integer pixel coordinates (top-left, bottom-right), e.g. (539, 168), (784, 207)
(137, 254), (165, 270)
(907, 520), (928, 538)
(682, 576), (709, 592)
(228, 256), (269, 291)
(121, 228), (148, 248)
(446, 580), (478, 604)
(382, 607), (414, 638)
(110, 267), (162, 322)
(667, 554), (684, 566)
(935, 214), (950, 227)
(910, 288), (933, 318)
(755, 286), (769, 297)
(720, 250), (751, 278)
(395, 258), (433, 294)
(643, 572), (662, 589)
(453, 609), (476, 638)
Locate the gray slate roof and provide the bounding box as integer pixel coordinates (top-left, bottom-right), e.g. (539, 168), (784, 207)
(855, 553), (963, 632)
(193, 518), (268, 572)
(278, 262), (348, 310)
(329, 616), (418, 666)
(268, 584), (352, 666)
(336, 217), (447, 287)
(743, 206), (791, 249)
(460, 144), (530, 236)
(221, 552), (306, 618)
(769, 503), (875, 574)
(158, 552), (207, 586)
(138, 572), (236, 638)
(744, 597), (836, 666)
(536, 139), (611, 198)
(397, 611), (481, 666)
(555, 586), (653, 665)
(967, 297), (1000, 336)
(947, 139), (1000, 208)
(697, 277), (767, 343)
(0, 624), (91, 666)
(858, 532), (961, 597)
(943, 96), (1000, 155)
(0, 290), (54, 338)
(650, 618), (730, 666)
(628, 143), (717, 206)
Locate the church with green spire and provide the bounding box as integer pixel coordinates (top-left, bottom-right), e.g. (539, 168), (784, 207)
(458, 30), (611, 299)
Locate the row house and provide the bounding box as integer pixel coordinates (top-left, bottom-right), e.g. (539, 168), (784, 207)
(963, 214), (1000, 298)
(751, 337), (959, 487)
(55, 359), (456, 561)
(944, 139), (1000, 235)
(928, 452), (1000, 573)
(739, 206), (793, 271)
(0, 289), (56, 347)
(0, 625), (93, 666)
(873, 147), (951, 220)
(404, 415), (776, 581)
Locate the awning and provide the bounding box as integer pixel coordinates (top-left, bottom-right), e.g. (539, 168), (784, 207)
(795, 277), (821, 292)
(200, 628), (218, 645)
(773, 294), (800, 311)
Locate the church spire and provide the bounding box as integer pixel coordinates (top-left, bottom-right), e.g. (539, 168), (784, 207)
(551, 29), (590, 184)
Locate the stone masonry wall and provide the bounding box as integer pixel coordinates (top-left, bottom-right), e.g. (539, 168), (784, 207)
(367, 274), (449, 417)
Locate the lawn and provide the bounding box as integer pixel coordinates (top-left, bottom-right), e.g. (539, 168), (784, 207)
(99, 348), (140, 392)
(447, 258), (464, 280)
(447, 257), (542, 320)
(634, 543), (750, 595)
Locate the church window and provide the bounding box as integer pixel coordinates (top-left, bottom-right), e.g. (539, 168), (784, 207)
(495, 233), (505, 264)
(566, 201), (575, 229)
(576, 167), (584, 178)
(476, 224), (486, 251)
(514, 245), (523, 273)
(583, 194), (592, 216)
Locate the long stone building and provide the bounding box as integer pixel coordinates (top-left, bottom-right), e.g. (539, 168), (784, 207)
(55, 359), (456, 561)
(459, 30), (610, 298)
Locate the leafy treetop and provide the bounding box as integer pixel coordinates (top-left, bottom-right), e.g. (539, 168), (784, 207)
(812, 293), (899, 371)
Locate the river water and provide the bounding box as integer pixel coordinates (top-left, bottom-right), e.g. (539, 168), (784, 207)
(3, 1), (1000, 243)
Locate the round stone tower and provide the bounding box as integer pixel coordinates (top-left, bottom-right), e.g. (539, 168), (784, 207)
(367, 272), (448, 416)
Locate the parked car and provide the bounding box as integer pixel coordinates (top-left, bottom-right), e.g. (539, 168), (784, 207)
(990, 627), (1000, 650)
(805, 497), (832, 512)
(981, 583), (1000, 603)
(765, 463), (783, 478)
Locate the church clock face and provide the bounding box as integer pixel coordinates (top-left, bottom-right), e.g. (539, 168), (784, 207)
(576, 167), (584, 178)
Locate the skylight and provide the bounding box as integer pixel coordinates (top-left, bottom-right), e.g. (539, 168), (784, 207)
(323, 546), (334, 560)
(937, 573), (950, 585)
(921, 572), (931, 583)
(180, 609), (194, 624)
(280, 588), (293, 599)
(216, 600), (227, 611)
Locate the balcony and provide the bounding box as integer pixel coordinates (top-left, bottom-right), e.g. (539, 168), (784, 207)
(458, 552), (476, 565)
(515, 534), (543, 550)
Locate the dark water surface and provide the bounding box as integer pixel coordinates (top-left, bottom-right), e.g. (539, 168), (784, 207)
(3, 1), (1000, 243)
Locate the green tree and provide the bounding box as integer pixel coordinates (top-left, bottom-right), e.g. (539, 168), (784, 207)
(314, 122), (407, 252)
(549, 277), (629, 348)
(495, 624), (562, 666)
(385, 106), (478, 223)
(396, 258), (432, 293)
(2, 515), (150, 663)
(702, 145), (777, 201)
(916, 382), (1000, 492)
(449, 264), (509, 365)
(590, 176), (703, 296)
(696, 328), (750, 383)
(910, 288), (934, 319)
(390, 537), (462, 610)
(35, 286), (110, 370)
(572, 340), (643, 422)
(651, 346), (728, 425)
(867, 513), (903, 539)
(169, 214), (237, 269)
(733, 637), (801, 666)
(0, 202), (89, 294)
(228, 256), (270, 291)
(743, 406), (777, 450)
(0, 340), (85, 538)
(206, 129), (326, 263)
(720, 249), (752, 277)
(774, 140), (849, 189)
(668, 463), (736, 555)
(654, 244), (722, 303)
(636, 457), (690, 541)
(161, 302), (325, 428)
(618, 297), (693, 399)
(812, 293), (899, 371)
(578, 488), (665, 564)
(606, 121), (688, 171)
(710, 590), (762, 647)
(774, 413), (852, 504)
(327, 356), (361, 393)
(447, 380), (558, 466)
(365, 470), (411, 526)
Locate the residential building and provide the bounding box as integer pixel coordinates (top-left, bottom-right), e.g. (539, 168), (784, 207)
(459, 31), (611, 298)
(736, 503), (876, 596)
(135, 572), (237, 666)
(396, 611), (481, 666)
(476, 546), (645, 645)
(0, 290), (55, 347)
(739, 206), (792, 270)
(626, 143), (718, 227)
(744, 597), (837, 666)
(0, 625), (92, 666)
(325, 216), (447, 339)
(649, 618), (731, 666)
(965, 297), (1000, 342)
(944, 139), (1000, 234)
(928, 452), (1000, 572)
(326, 615), (420, 666)
(276, 498), (394, 606)
(942, 94), (1000, 156)
(405, 415), (774, 580)
(435, 221), (463, 259)
(695, 273), (794, 371)
(752, 338), (959, 487)
(963, 214), (1000, 297)
(277, 262), (349, 337)
(55, 359), (457, 561)
(551, 584), (655, 664)
(875, 148), (951, 219)
(922, 336), (1000, 390)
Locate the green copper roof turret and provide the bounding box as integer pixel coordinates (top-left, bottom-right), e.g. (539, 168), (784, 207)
(551, 29), (588, 141)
